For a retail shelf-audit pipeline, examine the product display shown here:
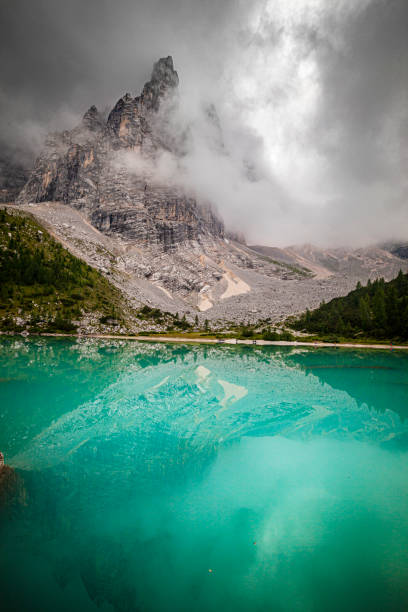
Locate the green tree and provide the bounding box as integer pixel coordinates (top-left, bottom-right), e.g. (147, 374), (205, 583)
(358, 295), (371, 330)
(289, 271), (408, 341)
(372, 285), (386, 330)
(385, 286), (399, 334)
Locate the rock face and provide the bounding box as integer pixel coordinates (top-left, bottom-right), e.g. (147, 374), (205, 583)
(18, 57), (224, 250)
(382, 242), (408, 260)
(0, 149), (29, 203)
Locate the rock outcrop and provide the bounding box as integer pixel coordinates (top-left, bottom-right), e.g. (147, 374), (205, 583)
(0, 451), (27, 511)
(18, 57), (224, 251)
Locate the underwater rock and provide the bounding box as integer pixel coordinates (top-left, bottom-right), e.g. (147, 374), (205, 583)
(0, 452), (27, 510)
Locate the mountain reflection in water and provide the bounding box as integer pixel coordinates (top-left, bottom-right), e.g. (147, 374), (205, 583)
(0, 338), (407, 612)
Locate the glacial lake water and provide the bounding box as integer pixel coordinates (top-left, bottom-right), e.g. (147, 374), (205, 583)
(0, 337), (407, 611)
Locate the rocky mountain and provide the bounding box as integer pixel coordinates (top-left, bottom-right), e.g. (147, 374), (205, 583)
(250, 243), (407, 280)
(381, 242), (408, 260)
(18, 57), (223, 250)
(13, 57), (408, 325)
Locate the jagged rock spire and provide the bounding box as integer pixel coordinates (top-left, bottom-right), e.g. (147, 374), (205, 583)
(17, 54), (225, 254)
(139, 56), (179, 111)
(107, 56), (179, 145)
(150, 56), (179, 87)
(82, 105), (105, 132)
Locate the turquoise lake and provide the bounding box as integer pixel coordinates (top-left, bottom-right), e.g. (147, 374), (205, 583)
(0, 337), (407, 611)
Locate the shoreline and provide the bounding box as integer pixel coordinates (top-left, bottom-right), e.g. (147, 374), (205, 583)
(2, 332), (407, 350)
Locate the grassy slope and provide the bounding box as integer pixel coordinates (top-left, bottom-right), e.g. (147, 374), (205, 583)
(0, 208), (129, 333)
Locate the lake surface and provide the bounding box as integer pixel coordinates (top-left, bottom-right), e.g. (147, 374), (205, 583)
(0, 337), (407, 611)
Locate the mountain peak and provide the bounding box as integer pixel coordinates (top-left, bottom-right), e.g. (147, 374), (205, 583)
(82, 105), (105, 132)
(140, 56), (179, 111)
(150, 56), (178, 84)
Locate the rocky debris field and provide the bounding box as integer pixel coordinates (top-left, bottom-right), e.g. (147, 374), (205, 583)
(7, 203), (408, 327)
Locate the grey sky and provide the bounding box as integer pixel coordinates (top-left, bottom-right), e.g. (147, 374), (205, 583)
(1, 0), (407, 246)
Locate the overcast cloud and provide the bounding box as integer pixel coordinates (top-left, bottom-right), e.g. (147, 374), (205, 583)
(0, 0), (407, 246)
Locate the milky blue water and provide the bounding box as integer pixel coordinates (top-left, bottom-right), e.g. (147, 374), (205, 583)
(0, 337), (407, 611)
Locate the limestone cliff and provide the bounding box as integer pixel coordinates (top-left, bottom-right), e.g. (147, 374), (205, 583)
(18, 57), (224, 250)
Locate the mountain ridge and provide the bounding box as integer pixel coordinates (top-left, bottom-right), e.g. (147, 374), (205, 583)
(9, 57), (408, 323)
(18, 56), (224, 251)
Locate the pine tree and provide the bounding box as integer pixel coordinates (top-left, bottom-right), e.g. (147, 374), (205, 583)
(396, 269), (405, 294)
(290, 271), (408, 341)
(358, 295), (371, 330)
(385, 286), (399, 335)
(401, 303), (408, 338)
(372, 285), (386, 330)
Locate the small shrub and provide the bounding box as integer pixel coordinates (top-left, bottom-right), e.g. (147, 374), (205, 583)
(240, 327), (254, 338)
(46, 317), (77, 333)
(262, 329), (279, 341)
(280, 330), (294, 341)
